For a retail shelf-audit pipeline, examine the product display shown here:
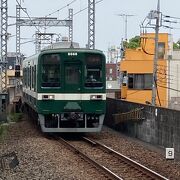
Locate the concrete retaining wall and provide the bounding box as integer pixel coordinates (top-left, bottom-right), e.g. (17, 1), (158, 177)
(105, 98), (180, 153)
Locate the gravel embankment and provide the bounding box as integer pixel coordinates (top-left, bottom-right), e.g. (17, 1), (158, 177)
(0, 117), (180, 180)
(0, 118), (107, 180)
(88, 127), (180, 180)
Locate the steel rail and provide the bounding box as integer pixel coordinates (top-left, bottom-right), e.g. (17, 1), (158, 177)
(82, 137), (168, 180)
(55, 136), (123, 180)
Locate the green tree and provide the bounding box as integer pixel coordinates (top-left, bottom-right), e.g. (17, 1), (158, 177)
(121, 36), (141, 58)
(126, 36), (140, 49)
(173, 41), (180, 49)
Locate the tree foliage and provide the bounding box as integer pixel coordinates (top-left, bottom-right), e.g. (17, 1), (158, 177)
(173, 41), (180, 49)
(125, 36), (141, 49)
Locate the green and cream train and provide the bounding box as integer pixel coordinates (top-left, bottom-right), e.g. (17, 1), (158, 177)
(22, 44), (106, 132)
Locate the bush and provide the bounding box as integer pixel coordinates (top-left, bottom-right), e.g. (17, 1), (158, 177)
(9, 113), (23, 122)
(0, 124), (8, 140)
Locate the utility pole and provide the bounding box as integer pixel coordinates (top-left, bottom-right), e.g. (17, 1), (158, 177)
(152, 0), (160, 106)
(0, 0), (8, 121)
(0, 0), (8, 93)
(88, 0), (95, 49)
(16, 4), (21, 66)
(116, 14), (135, 42)
(69, 8), (73, 42)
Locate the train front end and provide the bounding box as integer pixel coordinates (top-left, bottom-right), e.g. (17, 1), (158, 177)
(37, 49), (106, 133)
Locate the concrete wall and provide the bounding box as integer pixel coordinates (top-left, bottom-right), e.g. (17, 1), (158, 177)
(105, 98), (180, 153)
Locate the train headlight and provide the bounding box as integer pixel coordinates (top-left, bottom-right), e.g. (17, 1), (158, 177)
(49, 95), (55, 100)
(90, 95), (102, 100)
(42, 95), (55, 100)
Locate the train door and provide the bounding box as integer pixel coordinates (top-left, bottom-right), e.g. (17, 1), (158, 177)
(64, 63), (81, 92)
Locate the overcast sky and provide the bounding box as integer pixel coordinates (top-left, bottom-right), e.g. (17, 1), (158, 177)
(7, 0), (180, 56)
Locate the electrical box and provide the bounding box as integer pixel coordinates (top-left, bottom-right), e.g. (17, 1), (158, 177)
(15, 65), (21, 77)
(147, 10), (158, 19)
(0, 93), (8, 122)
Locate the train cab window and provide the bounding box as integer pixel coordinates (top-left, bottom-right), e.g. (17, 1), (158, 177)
(85, 55), (103, 88)
(65, 65), (79, 85)
(41, 54), (61, 87)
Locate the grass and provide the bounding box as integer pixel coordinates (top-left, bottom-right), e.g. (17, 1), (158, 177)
(8, 113), (23, 123)
(0, 113), (23, 140)
(0, 123), (8, 141)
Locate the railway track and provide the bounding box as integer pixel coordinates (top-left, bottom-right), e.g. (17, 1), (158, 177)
(54, 135), (168, 180)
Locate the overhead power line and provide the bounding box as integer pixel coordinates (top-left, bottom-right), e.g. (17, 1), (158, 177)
(44, 0), (78, 17)
(65, 0), (103, 19)
(158, 85), (180, 92)
(16, 0), (41, 33)
(163, 14), (180, 20)
(27, 0), (103, 34)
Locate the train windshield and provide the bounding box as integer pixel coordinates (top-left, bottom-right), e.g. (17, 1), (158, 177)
(85, 55), (103, 88)
(41, 54), (61, 87)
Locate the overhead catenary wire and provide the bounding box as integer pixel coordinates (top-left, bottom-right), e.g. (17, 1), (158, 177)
(15, 0), (41, 33)
(17, 0), (104, 33)
(14, 0), (78, 46)
(44, 0), (78, 17)
(10, 0), (104, 47)
(20, 40), (36, 45)
(41, 0), (103, 32)
(64, 0), (103, 19)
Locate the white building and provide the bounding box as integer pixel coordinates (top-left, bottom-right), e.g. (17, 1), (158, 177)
(169, 50), (180, 110)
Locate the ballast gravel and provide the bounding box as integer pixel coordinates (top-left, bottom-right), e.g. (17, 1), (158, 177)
(0, 118), (180, 179)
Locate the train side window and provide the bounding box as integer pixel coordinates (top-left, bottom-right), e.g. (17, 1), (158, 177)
(31, 66), (33, 89)
(28, 67), (30, 88)
(26, 68), (28, 88)
(34, 65), (36, 91)
(23, 68), (26, 87)
(30, 66), (32, 90)
(24, 68), (27, 88)
(41, 54), (61, 87)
